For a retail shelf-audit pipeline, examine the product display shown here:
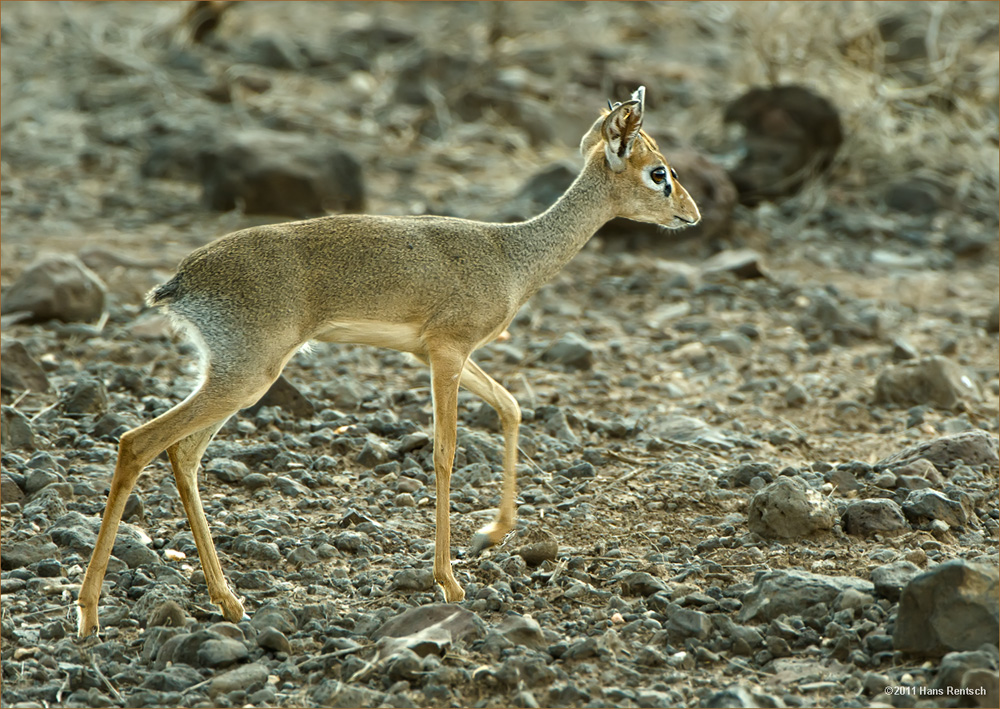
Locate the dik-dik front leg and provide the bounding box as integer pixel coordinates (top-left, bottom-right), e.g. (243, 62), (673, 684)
(428, 346), (467, 602)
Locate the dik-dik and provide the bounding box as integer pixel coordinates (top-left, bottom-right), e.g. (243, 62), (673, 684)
(77, 87), (700, 637)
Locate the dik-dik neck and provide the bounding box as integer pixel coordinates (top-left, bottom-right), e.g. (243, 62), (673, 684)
(497, 157), (615, 302)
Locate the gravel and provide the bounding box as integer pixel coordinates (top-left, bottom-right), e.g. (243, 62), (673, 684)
(1, 3), (997, 708)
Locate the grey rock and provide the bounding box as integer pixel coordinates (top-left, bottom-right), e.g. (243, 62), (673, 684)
(273, 475), (310, 496)
(931, 648), (999, 696)
(0, 406), (36, 451)
(0, 472), (25, 504)
(542, 332), (594, 370)
(140, 664), (203, 692)
(784, 383), (809, 407)
(242, 472), (270, 490)
(61, 377), (109, 416)
(871, 561), (923, 602)
(885, 178), (941, 215)
(356, 439), (390, 467)
(891, 457), (944, 483)
(666, 608), (712, 640)
(391, 567), (435, 592)
(988, 301), (1000, 334)
(496, 614), (546, 650)
(113, 534), (158, 568)
(893, 559), (999, 657)
(310, 679), (384, 708)
(874, 356), (982, 409)
(0, 254), (107, 323)
(257, 626), (292, 654)
(700, 249), (767, 280)
(1, 538), (59, 569)
(206, 458), (249, 483)
(701, 685), (785, 708)
(287, 545), (319, 565)
(647, 414), (747, 450)
(892, 337), (919, 361)
(621, 572), (668, 597)
(231, 535), (281, 561)
(197, 637), (249, 668)
(0, 340), (50, 393)
(373, 603), (485, 657)
(877, 430), (999, 473)
(738, 569), (874, 623)
(207, 662), (269, 698)
(247, 374), (315, 417)
(842, 498), (909, 536)
(747, 476), (836, 539)
(902, 489), (969, 529)
(250, 604), (297, 635)
(709, 332), (753, 355)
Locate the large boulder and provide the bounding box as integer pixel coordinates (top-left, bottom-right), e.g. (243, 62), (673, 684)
(198, 130), (365, 218)
(893, 559), (999, 657)
(724, 85), (842, 205)
(1, 254), (107, 324)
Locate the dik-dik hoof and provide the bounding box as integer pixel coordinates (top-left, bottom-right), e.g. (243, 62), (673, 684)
(215, 593), (246, 624)
(77, 607), (99, 639)
(441, 582), (466, 603)
(469, 532), (494, 556)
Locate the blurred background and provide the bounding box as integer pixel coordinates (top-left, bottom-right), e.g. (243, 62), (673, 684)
(1, 8), (998, 708)
(1, 1), (997, 269)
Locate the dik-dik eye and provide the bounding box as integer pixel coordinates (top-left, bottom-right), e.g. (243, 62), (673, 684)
(650, 166), (667, 184)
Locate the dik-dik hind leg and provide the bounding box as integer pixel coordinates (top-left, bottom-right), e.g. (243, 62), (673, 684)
(77, 370), (281, 637)
(427, 346), (468, 602)
(167, 422), (245, 623)
(458, 360), (522, 555)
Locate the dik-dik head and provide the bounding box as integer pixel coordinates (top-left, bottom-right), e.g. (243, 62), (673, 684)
(581, 87), (701, 229)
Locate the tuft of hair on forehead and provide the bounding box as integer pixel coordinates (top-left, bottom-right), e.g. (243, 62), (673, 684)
(638, 129), (660, 153)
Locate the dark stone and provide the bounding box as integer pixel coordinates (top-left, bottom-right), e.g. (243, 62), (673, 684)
(61, 377), (109, 416)
(0, 407), (35, 451)
(842, 499), (909, 536)
(871, 561), (922, 602)
(876, 430), (999, 473)
(246, 375), (315, 417)
(738, 569), (873, 623)
(541, 332), (594, 370)
(0, 254), (107, 323)
(198, 130), (365, 218)
(0, 340), (50, 393)
(724, 85), (842, 205)
(874, 356), (981, 409)
(893, 559), (999, 657)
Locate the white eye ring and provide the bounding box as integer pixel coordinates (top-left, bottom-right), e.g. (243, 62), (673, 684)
(643, 166), (673, 195)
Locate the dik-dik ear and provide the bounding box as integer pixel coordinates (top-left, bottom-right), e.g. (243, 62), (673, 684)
(601, 86), (645, 172)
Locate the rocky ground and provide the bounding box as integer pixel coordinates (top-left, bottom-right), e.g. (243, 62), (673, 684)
(1, 2), (998, 708)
